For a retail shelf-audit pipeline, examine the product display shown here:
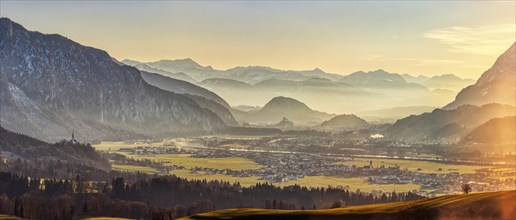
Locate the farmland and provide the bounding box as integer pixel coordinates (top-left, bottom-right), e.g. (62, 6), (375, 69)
(93, 141), (163, 151)
(111, 164), (159, 174)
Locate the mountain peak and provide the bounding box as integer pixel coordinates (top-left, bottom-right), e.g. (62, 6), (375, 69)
(444, 42), (515, 109)
(263, 96), (311, 111)
(343, 69), (407, 84)
(475, 42), (516, 86)
(0, 18), (226, 141)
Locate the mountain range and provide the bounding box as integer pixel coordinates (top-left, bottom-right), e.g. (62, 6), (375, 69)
(123, 60), (471, 114)
(0, 18), (227, 142)
(1, 18), (514, 145)
(382, 42), (516, 143)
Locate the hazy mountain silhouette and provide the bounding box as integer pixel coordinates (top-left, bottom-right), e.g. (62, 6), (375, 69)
(139, 71), (237, 125)
(275, 117), (294, 127)
(422, 74), (475, 91)
(0, 18), (226, 142)
(127, 58), (461, 113)
(401, 73), (474, 92)
(234, 96), (335, 125)
(386, 104), (515, 141)
(357, 106), (437, 122)
(134, 62), (198, 83)
(444, 43), (516, 109)
(200, 78), (253, 89)
(464, 116), (516, 151)
(320, 114), (369, 130)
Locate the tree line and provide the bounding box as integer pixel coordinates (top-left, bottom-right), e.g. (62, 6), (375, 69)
(0, 171), (425, 219)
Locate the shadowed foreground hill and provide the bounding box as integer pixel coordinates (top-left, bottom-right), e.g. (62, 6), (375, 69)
(180, 190), (515, 220)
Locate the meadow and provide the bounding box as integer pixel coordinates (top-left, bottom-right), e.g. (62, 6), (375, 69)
(123, 154), (264, 170)
(93, 141), (163, 151)
(178, 190), (516, 220)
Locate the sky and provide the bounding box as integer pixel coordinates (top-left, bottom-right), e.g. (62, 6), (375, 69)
(1, 1), (515, 79)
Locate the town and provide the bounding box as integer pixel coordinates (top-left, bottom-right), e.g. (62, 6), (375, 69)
(108, 135), (516, 197)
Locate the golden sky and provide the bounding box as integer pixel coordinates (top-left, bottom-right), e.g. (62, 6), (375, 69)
(1, 1), (515, 79)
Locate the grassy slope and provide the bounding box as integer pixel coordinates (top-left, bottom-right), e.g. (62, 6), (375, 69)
(0, 215), (23, 220)
(180, 190), (515, 220)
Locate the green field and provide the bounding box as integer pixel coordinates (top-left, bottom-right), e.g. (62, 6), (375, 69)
(124, 154), (264, 171)
(336, 158), (497, 174)
(93, 141), (163, 151)
(113, 154), (421, 191)
(111, 164), (159, 174)
(179, 190), (516, 220)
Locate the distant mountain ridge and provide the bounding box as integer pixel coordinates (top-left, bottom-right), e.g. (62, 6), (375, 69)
(357, 106), (437, 122)
(402, 73), (475, 91)
(0, 18), (226, 142)
(126, 57), (470, 113)
(123, 59), (344, 84)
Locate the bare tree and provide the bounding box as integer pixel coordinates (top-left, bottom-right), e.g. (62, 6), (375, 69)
(461, 184), (472, 194)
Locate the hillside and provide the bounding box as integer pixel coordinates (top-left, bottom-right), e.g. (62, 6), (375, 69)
(180, 190), (516, 220)
(320, 114), (369, 130)
(386, 104), (515, 141)
(0, 126), (110, 172)
(444, 43), (516, 110)
(130, 62), (198, 83)
(464, 116), (516, 151)
(235, 97), (335, 125)
(357, 106), (437, 122)
(139, 71), (237, 125)
(0, 18), (226, 142)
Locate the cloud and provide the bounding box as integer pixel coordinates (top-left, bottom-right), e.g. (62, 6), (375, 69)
(423, 24), (515, 55)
